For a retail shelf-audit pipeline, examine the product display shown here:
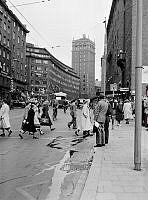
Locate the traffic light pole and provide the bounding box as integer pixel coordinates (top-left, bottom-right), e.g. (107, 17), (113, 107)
(134, 0), (143, 171)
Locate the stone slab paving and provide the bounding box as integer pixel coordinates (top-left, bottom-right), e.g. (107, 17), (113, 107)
(80, 121), (148, 200)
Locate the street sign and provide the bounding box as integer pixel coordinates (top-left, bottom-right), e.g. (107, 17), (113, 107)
(110, 83), (117, 91)
(119, 88), (129, 92)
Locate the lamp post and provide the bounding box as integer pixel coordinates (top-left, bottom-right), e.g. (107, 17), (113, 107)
(134, 0), (143, 171)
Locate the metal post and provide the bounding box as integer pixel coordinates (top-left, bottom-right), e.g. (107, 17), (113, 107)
(134, 0), (143, 171)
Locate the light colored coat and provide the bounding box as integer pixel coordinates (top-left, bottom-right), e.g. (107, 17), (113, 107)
(0, 103), (11, 128)
(81, 103), (92, 131)
(123, 102), (133, 120)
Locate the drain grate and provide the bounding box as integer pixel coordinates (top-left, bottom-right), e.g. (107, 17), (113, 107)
(61, 160), (92, 173)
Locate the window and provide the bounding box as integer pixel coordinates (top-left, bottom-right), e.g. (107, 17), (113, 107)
(7, 53), (9, 60)
(4, 22), (6, 30)
(13, 21), (16, 27)
(8, 26), (10, 34)
(43, 60), (48, 64)
(21, 52), (23, 58)
(20, 63), (23, 70)
(18, 26), (20, 32)
(7, 39), (10, 47)
(13, 32), (15, 39)
(3, 50), (5, 58)
(18, 36), (20, 43)
(37, 66), (41, 70)
(3, 36), (6, 44)
(35, 59), (42, 64)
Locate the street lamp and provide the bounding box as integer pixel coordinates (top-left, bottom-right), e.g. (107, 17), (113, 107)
(117, 50), (126, 88)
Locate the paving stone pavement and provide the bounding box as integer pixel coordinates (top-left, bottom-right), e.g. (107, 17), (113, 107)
(80, 121), (148, 200)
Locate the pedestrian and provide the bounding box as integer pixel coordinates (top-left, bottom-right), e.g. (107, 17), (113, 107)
(104, 99), (112, 144)
(93, 94), (108, 147)
(0, 99), (12, 137)
(81, 99), (92, 137)
(115, 99), (124, 126)
(68, 99), (77, 129)
(123, 99), (133, 124)
(40, 103), (55, 131)
(52, 99), (58, 120)
(26, 103), (38, 139)
(33, 103), (44, 135)
(19, 102), (31, 138)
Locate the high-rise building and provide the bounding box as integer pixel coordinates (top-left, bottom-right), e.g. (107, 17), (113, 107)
(72, 34), (95, 98)
(106, 0), (148, 96)
(0, 0), (29, 101)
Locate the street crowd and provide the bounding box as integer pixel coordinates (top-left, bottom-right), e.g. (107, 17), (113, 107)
(0, 95), (148, 147)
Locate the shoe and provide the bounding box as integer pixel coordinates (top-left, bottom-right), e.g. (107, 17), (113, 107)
(8, 130), (12, 137)
(40, 131), (44, 135)
(74, 130), (79, 136)
(73, 127), (77, 129)
(33, 136), (39, 139)
(0, 133), (5, 137)
(51, 128), (55, 131)
(19, 134), (23, 139)
(94, 144), (102, 147)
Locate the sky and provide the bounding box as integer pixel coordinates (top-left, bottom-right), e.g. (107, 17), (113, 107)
(7, 0), (112, 80)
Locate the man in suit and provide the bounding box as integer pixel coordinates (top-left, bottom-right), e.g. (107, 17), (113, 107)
(94, 95), (108, 147)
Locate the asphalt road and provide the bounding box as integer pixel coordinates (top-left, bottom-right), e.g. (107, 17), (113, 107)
(0, 107), (94, 200)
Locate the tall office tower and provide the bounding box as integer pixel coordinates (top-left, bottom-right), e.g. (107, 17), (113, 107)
(72, 34), (95, 99)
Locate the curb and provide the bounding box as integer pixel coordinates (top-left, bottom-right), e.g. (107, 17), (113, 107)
(80, 147), (104, 200)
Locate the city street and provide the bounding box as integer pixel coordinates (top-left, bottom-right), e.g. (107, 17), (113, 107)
(0, 108), (94, 200)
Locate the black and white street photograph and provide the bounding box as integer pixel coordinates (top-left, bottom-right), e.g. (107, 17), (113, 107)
(1, 0), (148, 200)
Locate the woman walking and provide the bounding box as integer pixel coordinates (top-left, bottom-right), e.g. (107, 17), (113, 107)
(81, 99), (92, 137)
(40, 103), (55, 131)
(0, 99), (12, 137)
(26, 103), (38, 139)
(123, 99), (133, 124)
(115, 99), (123, 126)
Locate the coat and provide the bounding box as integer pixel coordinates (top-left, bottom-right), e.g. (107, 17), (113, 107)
(26, 108), (36, 133)
(94, 99), (108, 123)
(0, 103), (11, 129)
(81, 103), (92, 131)
(123, 102), (133, 120)
(115, 103), (124, 121)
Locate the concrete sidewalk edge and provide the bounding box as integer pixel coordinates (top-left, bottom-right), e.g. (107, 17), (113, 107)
(80, 147), (104, 200)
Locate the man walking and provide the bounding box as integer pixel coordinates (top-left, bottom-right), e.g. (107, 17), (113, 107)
(68, 99), (77, 129)
(94, 95), (108, 147)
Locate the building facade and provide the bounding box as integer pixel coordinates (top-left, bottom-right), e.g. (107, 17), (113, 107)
(26, 43), (80, 100)
(0, 0), (29, 101)
(106, 0), (148, 96)
(72, 34), (95, 99)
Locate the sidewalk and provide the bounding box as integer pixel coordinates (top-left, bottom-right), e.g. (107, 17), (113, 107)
(80, 121), (148, 200)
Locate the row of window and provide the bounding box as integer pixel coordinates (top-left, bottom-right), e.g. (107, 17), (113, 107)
(0, 48), (10, 59)
(0, 61), (9, 73)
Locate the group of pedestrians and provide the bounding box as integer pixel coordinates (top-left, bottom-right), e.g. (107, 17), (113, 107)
(67, 95), (135, 148)
(0, 99), (55, 139)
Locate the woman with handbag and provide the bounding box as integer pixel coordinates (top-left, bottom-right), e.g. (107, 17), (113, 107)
(40, 104), (55, 131)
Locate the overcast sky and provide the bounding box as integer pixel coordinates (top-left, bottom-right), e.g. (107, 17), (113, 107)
(7, 0), (112, 80)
